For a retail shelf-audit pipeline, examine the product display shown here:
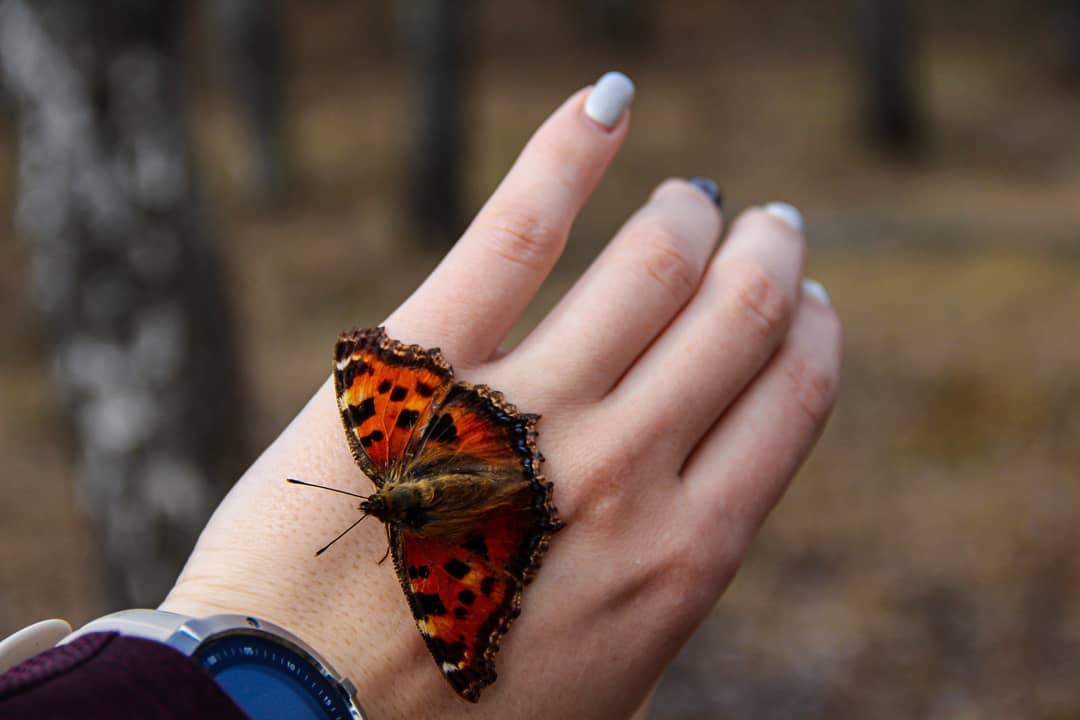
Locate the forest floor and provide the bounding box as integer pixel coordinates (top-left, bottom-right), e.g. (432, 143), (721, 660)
(2, 2), (1079, 718)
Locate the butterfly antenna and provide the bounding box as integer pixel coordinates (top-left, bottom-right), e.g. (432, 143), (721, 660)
(286, 478), (367, 500)
(314, 514), (370, 557)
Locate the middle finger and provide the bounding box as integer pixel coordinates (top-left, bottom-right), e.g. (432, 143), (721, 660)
(508, 178), (723, 402)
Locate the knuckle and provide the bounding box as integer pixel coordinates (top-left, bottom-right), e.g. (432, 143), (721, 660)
(634, 221), (700, 302)
(560, 451), (634, 530)
(781, 351), (838, 425)
(664, 535), (711, 588)
(574, 479), (625, 530)
(726, 258), (792, 339)
(483, 209), (564, 271)
(661, 521), (744, 602)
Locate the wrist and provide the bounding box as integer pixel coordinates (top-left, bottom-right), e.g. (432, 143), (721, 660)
(64, 610), (369, 719)
(159, 379), (447, 717)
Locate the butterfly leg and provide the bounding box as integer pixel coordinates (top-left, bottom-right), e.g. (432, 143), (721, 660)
(378, 524), (392, 564)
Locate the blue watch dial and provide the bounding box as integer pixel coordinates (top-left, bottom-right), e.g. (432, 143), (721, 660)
(193, 631), (357, 720)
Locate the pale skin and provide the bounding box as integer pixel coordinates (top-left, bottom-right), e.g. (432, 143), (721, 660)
(162, 84), (843, 718)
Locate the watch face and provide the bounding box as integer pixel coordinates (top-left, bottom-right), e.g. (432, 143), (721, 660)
(193, 630), (358, 720)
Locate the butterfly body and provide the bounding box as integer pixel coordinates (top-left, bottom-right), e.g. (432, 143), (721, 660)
(360, 472), (527, 537)
(329, 326), (562, 702)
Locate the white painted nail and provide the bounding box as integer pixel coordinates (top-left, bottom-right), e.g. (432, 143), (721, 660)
(764, 202), (804, 232)
(802, 278), (830, 305)
(585, 71), (635, 129)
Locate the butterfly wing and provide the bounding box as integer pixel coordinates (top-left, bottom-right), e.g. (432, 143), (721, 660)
(392, 383), (562, 702)
(334, 327), (453, 485)
(337, 329), (562, 701)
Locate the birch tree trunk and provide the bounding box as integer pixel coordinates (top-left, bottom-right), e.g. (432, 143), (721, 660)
(0, 0), (247, 607)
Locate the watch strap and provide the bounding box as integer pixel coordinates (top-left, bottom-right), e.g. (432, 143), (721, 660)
(62, 609), (191, 645)
(6, 611), (368, 719)
(0, 618), (73, 673)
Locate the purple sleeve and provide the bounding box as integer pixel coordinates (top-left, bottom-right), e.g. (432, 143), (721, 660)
(0, 632), (248, 719)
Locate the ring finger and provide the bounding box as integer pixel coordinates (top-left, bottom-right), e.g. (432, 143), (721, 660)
(606, 203), (808, 465)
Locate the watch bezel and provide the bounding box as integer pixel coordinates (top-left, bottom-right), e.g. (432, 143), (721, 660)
(168, 614), (366, 720)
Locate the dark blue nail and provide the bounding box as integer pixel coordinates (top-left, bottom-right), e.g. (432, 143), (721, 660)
(689, 177), (723, 208)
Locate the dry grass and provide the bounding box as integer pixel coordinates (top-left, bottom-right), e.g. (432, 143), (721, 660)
(1, 1), (1078, 717)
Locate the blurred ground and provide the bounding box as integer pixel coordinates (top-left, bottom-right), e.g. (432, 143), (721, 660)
(2, 1), (1079, 718)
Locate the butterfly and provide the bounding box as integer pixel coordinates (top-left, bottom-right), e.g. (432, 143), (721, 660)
(291, 326), (562, 702)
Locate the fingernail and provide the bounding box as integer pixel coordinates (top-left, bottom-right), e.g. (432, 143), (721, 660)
(802, 278), (830, 305)
(585, 71), (635, 129)
(764, 202), (803, 232)
(689, 177), (723, 208)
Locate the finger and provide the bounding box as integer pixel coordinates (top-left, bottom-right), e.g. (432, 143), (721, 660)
(608, 203), (807, 464)
(683, 283), (842, 545)
(386, 72), (635, 366)
(509, 177), (723, 401)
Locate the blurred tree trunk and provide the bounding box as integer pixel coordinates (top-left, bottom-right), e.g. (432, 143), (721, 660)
(580, 0), (654, 49)
(857, 0), (925, 155)
(399, 0), (468, 248)
(0, 0), (247, 607)
(1054, 0), (1080, 82)
(207, 0), (290, 203)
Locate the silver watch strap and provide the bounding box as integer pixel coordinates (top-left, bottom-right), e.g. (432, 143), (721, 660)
(61, 609), (192, 645)
(4, 611), (367, 719)
(0, 618), (73, 673)
(0, 611), (189, 673)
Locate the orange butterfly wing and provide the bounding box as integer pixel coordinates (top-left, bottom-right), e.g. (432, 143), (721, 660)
(392, 384), (561, 701)
(333, 327), (562, 702)
(334, 327), (452, 483)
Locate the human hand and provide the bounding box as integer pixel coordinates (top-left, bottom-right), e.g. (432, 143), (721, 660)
(161, 71), (842, 719)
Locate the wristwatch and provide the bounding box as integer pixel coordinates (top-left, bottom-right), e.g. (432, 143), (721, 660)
(61, 610), (367, 720)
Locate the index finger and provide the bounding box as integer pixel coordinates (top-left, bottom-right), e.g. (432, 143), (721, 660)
(386, 72), (635, 366)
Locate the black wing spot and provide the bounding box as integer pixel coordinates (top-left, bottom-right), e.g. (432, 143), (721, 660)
(416, 382), (435, 398)
(340, 359), (375, 389)
(377, 379), (392, 394)
(415, 592), (448, 617)
(390, 385), (408, 402)
(444, 558), (470, 579)
(429, 636), (466, 665)
(458, 589), (476, 606)
(347, 397), (376, 426)
(463, 533), (489, 560)
(347, 358), (374, 377)
(480, 576), (496, 597)
(429, 413), (459, 444)
(453, 607), (469, 619)
(408, 565), (430, 579)
(396, 409), (421, 430)
(359, 429), (384, 447)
